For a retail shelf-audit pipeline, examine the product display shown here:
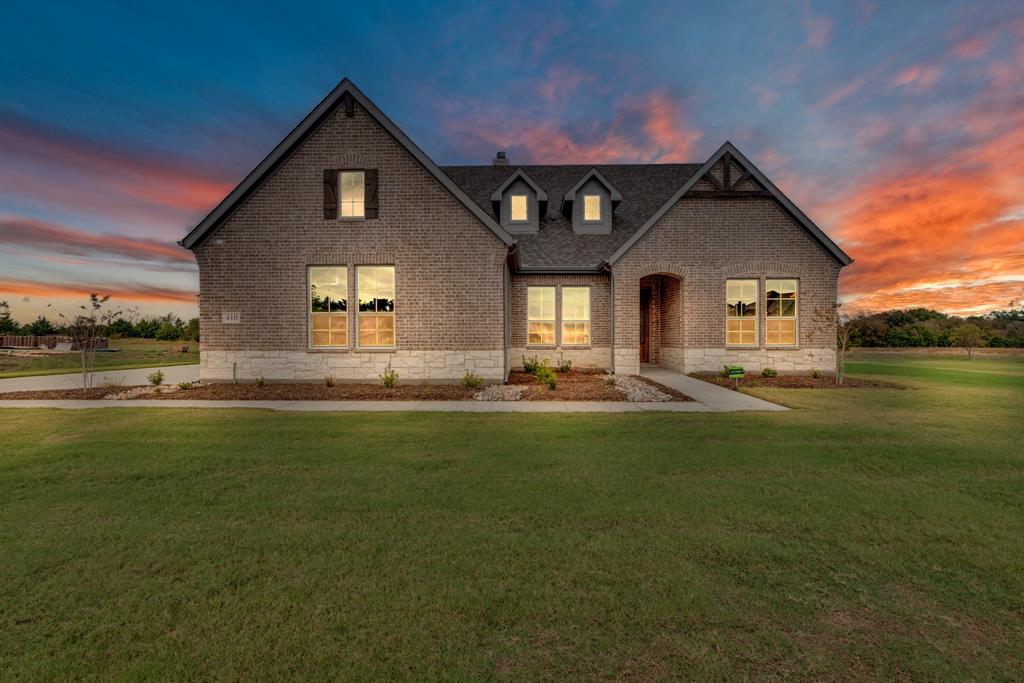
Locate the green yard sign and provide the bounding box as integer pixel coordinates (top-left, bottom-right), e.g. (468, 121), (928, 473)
(726, 365), (744, 379)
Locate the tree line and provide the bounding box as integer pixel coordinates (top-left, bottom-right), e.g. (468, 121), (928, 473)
(846, 307), (1024, 348)
(0, 301), (199, 342)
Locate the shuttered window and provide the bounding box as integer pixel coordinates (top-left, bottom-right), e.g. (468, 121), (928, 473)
(340, 171), (365, 218)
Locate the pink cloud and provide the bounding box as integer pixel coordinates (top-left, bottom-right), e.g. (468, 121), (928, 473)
(750, 84), (780, 108)
(890, 65), (942, 93)
(803, 2), (835, 49)
(0, 277), (197, 306)
(0, 216), (194, 265)
(446, 89), (701, 164)
(952, 33), (996, 60)
(538, 65), (594, 104)
(816, 76), (868, 110)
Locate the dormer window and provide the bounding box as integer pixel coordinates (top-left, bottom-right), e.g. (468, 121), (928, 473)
(510, 194), (528, 222)
(583, 194), (601, 222)
(561, 168), (621, 234)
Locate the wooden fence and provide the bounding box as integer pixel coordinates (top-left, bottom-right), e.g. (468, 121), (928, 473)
(0, 335), (109, 350)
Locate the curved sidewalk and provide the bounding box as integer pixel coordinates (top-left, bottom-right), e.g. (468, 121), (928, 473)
(0, 364), (199, 393)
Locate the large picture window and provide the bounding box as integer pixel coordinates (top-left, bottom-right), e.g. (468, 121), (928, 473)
(340, 171), (365, 218)
(766, 279), (798, 345)
(310, 266), (347, 347)
(357, 266), (395, 348)
(561, 287), (591, 345)
(726, 279), (757, 346)
(527, 286), (556, 346)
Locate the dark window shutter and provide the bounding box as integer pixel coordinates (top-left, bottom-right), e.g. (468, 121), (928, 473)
(323, 169), (338, 219)
(364, 169), (379, 219)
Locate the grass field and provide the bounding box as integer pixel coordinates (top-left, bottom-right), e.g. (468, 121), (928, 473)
(0, 338), (199, 378)
(1, 357), (1021, 679)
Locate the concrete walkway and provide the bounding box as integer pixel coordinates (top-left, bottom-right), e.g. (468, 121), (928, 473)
(0, 364), (199, 393)
(640, 366), (788, 412)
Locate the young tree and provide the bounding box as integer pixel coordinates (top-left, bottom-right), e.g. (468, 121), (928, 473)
(23, 316), (57, 336)
(0, 301), (18, 335)
(951, 322), (985, 360)
(812, 303), (854, 384)
(51, 294), (123, 390)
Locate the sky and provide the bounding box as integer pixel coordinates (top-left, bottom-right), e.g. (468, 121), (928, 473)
(1, 0), (1021, 323)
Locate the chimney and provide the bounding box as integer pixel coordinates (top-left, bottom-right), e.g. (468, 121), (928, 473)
(492, 150), (509, 166)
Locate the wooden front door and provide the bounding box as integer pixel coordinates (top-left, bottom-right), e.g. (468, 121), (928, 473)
(640, 287), (651, 364)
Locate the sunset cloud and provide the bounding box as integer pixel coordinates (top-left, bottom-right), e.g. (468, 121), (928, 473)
(802, 2), (834, 49)
(446, 89), (701, 164)
(0, 111), (234, 222)
(889, 65), (942, 93)
(0, 277), (197, 306)
(0, 216), (194, 265)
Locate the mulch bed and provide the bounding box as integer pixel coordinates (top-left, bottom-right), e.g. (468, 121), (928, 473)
(147, 383), (476, 401)
(0, 387), (128, 400)
(690, 373), (902, 390)
(1, 369), (693, 402)
(508, 369), (622, 401)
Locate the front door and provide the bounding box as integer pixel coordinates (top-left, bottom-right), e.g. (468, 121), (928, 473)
(640, 287), (651, 364)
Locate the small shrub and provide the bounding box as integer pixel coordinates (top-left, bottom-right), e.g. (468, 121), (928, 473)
(324, 374), (336, 387)
(177, 381), (193, 390)
(380, 363), (398, 388)
(718, 365), (730, 379)
(761, 367), (778, 378)
(522, 354), (540, 374)
(255, 376), (266, 387)
(556, 354), (573, 373)
(810, 368), (822, 379)
(461, 371), (484, 389)
(605, 375), (617, 386)
(534, 361), (557, 390)
(146, 369), (164, 386)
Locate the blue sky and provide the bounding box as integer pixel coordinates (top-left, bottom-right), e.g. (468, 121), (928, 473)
(1, 0), (1021, 321)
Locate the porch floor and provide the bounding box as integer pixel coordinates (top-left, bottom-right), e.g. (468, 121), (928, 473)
(639, 367), (788, 412)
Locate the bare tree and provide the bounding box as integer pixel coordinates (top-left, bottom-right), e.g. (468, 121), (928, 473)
(812, 302), (854, 384)
(51, 294), (123, 390)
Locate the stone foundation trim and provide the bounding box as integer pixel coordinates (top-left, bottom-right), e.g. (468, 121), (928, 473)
(200, 349), (505, 383)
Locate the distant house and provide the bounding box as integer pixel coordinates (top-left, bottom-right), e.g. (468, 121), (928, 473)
(180, 79), (851, 382)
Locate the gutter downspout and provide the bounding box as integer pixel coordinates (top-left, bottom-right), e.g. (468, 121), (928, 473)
(602, 260), (615, 375)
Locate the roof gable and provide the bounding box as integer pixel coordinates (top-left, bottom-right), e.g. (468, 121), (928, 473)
(560, 167), (622, 217)
(606, 142), (853, 266)
(490, 168), (548, 217)
(180, 78), (513, 250)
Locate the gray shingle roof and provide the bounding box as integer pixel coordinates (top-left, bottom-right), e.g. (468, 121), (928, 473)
(442, 164), (702, 270)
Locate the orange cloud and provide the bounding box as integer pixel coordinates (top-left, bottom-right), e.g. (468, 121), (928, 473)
(0, 278), (197, 305)
(0, 216), (194, 265)
(0, 111), (234, 216)
(828, 115), (1024, 314)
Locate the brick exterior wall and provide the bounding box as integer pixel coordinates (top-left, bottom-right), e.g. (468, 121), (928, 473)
(612, 170), (841, 375)
(194, 100), (508, 381)
(509, 272), (611, 368)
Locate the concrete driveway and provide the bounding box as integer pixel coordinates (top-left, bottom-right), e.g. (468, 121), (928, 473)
(0, 364), (199, 393)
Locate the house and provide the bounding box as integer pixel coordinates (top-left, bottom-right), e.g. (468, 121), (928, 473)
(180, 78), (852, 383)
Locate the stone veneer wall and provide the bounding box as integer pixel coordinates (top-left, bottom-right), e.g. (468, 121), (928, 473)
(201, 349), (505, 383)
(192, 97), (509, 382)
(611, 162), (842, 376)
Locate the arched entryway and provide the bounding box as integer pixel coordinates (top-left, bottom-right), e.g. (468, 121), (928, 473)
(638, 273), (684, 370)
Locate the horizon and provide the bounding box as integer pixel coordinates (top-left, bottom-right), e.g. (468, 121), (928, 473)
(1, 1), (1021, 323)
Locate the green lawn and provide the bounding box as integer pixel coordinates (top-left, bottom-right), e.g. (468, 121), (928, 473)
(1, 358), (1022, 680)
(0, 338), (198, 378)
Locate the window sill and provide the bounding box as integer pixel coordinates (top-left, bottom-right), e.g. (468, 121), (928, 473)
(339, 216), (366, 222)
(526, 345), (558, 350)
(307, 347), (350, 353)
(356, 347), (397, 353)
